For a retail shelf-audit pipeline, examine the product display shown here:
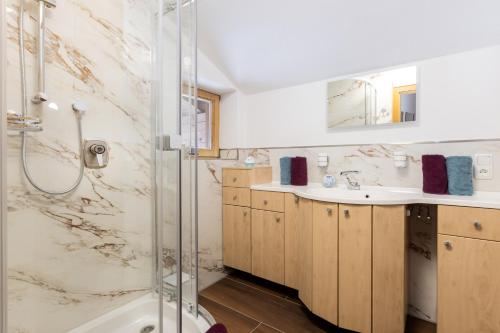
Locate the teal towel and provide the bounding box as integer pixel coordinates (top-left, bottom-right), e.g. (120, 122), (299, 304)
(280, 157), (292, 185)
(446, 156), (473, 196)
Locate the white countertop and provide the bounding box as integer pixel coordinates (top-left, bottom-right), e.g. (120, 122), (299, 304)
(251, 182), (500, 209)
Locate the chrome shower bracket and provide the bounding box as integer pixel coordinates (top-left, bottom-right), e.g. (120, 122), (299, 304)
(40, 0), (57, 8)
(31, 0), (57, 104)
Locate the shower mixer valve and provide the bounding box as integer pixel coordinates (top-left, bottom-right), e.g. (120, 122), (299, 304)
(84, 139), (109, 169)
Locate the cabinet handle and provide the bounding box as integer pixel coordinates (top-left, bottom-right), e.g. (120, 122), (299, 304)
(243, 211), (248, 217)
(233, 195), (238, 201)
(343, 209), (350, 218)
(275, 217), (281, 223)
(263, 200), (268, 205)
(473, 221), (482, 230)
(444, 240), (453, 250)
(326, 208), (333, 216)
(232, 177), (237, 182)
(294, 196), (299, 204)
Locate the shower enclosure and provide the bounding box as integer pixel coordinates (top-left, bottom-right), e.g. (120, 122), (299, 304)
(0, 0), (209, 332)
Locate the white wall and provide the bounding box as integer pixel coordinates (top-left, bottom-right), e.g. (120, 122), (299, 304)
(198, 50), (246, 148)
(234, 45), (500, 148)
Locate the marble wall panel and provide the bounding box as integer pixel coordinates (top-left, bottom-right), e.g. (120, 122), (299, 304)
(5, 0), (154, 331)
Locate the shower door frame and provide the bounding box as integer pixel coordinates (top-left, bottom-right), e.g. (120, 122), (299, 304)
(0, 1), (7, 332)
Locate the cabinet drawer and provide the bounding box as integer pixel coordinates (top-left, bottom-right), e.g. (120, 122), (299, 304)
(438, 205), (500, 242)
(251, 190), (285, 212)
(223, 169), (251, 187)
(223, 187), (251, 206)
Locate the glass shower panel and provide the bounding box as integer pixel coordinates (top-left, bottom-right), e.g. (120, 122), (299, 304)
(180, 0), (198, 318)
(159, 0), (198, 330)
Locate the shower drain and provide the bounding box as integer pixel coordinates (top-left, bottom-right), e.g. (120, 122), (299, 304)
(140, 325), (155, 333)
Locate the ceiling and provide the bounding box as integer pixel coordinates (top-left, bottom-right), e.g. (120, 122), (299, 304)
(198, 0), (500, 93)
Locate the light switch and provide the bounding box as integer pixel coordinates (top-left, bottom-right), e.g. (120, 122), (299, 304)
(474, 154), (493, 180)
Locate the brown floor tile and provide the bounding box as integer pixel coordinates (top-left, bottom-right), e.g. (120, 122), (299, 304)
(405, 316), (436, 333)
(227, 271), (299, 302)
(201, 275), (430, 333)
(199, 295), (260, 333)
(200, 278), (328, 332)
(252, 323), (283, 333)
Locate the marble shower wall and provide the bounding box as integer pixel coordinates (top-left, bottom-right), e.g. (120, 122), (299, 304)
(199, 140), (500, 322)
(5, 0), (154, 332)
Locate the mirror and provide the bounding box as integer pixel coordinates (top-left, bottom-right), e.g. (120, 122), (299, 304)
(327, 66), (417, 129)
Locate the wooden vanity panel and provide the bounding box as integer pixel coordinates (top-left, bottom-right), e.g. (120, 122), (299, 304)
(222, 187), (251, 207)
(297, 198), (313, 308)
(251, 209), (285, 284)
(372, 205), (407, 333)
(223, 205), (252, 272)
(438, 205), (500, 242)
(438, 234), (500, 333)
(338, 204), (372, 333)
(251, 190), (285, 212)
(284, 194), (300, 288)
(312, 201), (339, 325)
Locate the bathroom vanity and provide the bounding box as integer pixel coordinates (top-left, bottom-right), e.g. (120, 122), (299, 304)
(222, 167), (500, 333)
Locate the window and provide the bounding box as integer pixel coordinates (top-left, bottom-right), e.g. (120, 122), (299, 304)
(196, 89), (220, 158)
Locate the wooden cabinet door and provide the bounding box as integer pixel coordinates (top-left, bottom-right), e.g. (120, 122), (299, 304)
(223, 205), (251, 272)
(438, 234), (500, 333)
(339, 204), (372, 333)
(372, 205), (407, 333)
(284, 194), (312, 289)
(296, 198), (313, 308)
(251, 209), (285, 284)
(312, 201), (339, 325)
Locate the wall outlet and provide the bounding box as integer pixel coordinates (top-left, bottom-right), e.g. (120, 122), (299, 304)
(474, 154), (493, 180)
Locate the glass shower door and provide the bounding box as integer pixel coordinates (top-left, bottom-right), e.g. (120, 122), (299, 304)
(156, 0), (199, 331)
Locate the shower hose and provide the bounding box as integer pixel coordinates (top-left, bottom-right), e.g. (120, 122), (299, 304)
(18, 0), (84, 195)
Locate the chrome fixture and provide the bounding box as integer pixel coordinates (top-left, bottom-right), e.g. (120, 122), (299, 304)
(340, 170), (361, 190)
(32, 0), (57, 104)
(83, 139), (109, 169)
(17, 0), (85, 195)
(7, 110), (43, 132)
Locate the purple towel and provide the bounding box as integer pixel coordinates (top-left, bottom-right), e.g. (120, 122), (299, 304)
(206, 324), (227, 333)
(422, 155), (448, 194)
(291, 157), (308, 186)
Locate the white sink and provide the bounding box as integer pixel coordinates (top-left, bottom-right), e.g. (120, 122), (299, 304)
(250, 182), (500, 209)
(302, 186), (419, 205)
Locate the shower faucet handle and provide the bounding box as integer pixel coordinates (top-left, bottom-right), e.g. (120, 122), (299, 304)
(90, 144), (106, 167)
(83, 139), (109, 169)
(90, 144), (106, 155)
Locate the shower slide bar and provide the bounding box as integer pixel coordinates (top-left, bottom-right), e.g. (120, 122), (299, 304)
(32, 0), (56, 104)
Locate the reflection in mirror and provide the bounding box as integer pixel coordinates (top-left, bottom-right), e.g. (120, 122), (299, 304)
(327, 66), (417, 129)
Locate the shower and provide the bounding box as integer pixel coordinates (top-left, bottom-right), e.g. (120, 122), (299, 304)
(16, 0), (85, 195)
(1, 0), (212, 332)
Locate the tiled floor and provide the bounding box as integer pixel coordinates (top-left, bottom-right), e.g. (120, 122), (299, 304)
(200, 271), (436, 333)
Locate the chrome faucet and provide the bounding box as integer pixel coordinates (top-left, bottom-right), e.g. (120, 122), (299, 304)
(340, 170), (361, 190)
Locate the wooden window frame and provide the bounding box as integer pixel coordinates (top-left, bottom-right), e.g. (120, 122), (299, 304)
(392, 84), (417, 123)
(197, 89), (220, 158)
